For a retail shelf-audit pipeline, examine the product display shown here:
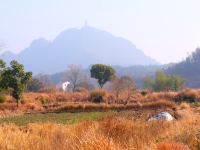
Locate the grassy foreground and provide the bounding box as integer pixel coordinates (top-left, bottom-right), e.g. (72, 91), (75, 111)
(0, 110), (199, 150)
(0, 112), (114, 126)
(0, 104), (199, 149)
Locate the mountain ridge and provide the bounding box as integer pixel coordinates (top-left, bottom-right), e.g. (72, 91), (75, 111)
(0, 26), (159, 74)
(166, 48), (200, 88)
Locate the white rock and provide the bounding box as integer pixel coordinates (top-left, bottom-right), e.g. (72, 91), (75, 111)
(148, 112), (174, 121)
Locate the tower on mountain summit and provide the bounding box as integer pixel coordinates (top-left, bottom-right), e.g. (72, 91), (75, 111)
(84, 20), (88, 27)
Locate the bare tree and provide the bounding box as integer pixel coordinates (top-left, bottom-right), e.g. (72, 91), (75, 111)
(79, 74), (94, 90)
(67, 64), (83, 92)
(112, 75), (135, 100)
(36, 73), (51, 86)
(112, 78), (122, 98)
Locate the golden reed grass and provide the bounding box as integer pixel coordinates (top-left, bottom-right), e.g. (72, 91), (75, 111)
(0, 108), (199, 150)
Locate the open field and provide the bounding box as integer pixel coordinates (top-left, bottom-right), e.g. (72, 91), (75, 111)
(0, 90), (199, 149)
(0, 107), (199, 150)
(0, 112), (114, 126)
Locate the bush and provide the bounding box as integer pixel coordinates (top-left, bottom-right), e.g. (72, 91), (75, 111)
(141, 90), (148, 97)
(179, 102), (191, 110)
(89, 89), (107, 103)
(0, 96), (6, 103)
(175, 89), (199, 102)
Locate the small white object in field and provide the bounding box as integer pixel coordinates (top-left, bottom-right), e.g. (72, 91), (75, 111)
(62, 81), (70, 92)
(148, 112), (174, 121)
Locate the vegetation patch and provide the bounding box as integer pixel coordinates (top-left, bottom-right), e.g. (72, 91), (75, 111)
(0, 111), (114, 126)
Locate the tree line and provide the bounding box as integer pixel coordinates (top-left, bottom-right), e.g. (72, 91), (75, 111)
(0, 59), (186, 106)
(144, 70), (184, 91)
(28, 64), (185, 94)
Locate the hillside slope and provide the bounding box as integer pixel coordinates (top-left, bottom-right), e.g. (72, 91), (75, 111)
(166, 48), (200, 87)
(1, 26), (158, 74)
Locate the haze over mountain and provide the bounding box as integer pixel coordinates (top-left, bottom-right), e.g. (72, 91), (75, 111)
(0, 25), (158, 74)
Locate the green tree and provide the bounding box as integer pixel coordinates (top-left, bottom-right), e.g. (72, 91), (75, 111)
(143, 70), (184, 92)
(174, 75), (185, 91)
(154, 70), (167, 91)
(0, 60), (32, 107)
(0, 59), (5, 70)
(143, 76), (154, 90)
(90, 64), (115, 88)
(167, 75), (184, 91)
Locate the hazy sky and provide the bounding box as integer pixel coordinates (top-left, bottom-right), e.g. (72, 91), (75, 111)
(1, 0), (200, 64)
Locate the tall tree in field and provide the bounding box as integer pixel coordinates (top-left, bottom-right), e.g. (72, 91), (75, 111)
(67, 64), (83, 92)
(119, 76), (135, 100)
(90, 64), (115, 88)
(112, 75), (135, 99)
(0, 60), (32, 107)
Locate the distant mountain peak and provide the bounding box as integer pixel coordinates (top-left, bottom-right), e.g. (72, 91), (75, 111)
(1, 26), (159, 74)
(84, 19), (89, 28)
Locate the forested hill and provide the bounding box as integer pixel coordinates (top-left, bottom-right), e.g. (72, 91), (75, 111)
(166, 48), (200, 87)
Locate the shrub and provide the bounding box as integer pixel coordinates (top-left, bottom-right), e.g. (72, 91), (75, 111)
(141, 90), (148, 97)
(20, 99), (26, 104)
(179, 102), (191, 110)
(0, 96), (6, 103)
(89, 89), (107, 103)
(25, 103), (40, 110)
(193, 101), (200, 107)
(175, 89), (199, 103)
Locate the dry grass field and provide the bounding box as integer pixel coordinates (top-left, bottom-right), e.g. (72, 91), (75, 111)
(0, 89), (199, 149)
(0, 107), (199, 150)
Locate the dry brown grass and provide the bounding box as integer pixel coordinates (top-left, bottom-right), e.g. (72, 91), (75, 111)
(0, 110), (23, 118)
(0, 108), (199, 150)
(1, 89), (200, 149)
(52, 99), (175, 113)
(0, 89), (200, 116)
(146, 92), (177, 101)
(179, 102), (191, 110)
(22, 91), (89, 103)
(175, 89), (200, 103)
(0, 91), (177, 114)
(156, 142), (189, 150)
